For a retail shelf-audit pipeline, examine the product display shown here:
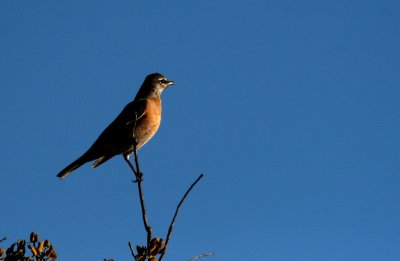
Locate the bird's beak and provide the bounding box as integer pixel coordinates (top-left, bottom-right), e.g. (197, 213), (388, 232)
(166, 80), (176, 87)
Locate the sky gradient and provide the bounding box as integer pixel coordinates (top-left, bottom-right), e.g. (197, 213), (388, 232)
(1, 0), (400, 260)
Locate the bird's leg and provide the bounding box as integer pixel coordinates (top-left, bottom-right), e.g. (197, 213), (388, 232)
(132, 140), (143, 181)
(123, 137), (143, 182)
(124, 153), (136, 173)
(124, 153), (142, 182)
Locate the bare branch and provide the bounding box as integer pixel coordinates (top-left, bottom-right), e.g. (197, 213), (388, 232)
(187, 252), (214, 261)
(159, 174), (204, 261)
(128, 241), (137, 260)
(124, 145), (152, 257)
(133, 147), (152, 251)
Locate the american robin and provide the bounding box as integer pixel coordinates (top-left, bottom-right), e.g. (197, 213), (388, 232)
(56, 73), (175, 179)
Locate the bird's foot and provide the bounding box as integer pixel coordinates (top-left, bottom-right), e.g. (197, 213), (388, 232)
(134, 171), (143, 182)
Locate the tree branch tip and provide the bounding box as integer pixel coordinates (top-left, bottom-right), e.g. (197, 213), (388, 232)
(187, 251), (214, 261)
(128, 241), (136, 259)
(197, 174), (204, 182)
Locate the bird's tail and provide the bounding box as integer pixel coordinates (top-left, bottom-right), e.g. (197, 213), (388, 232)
(56, 154), (91, 180)
(91, 155), (113, 168)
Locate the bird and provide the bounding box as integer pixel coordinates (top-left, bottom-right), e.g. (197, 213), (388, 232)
(56, 73), (175, 179)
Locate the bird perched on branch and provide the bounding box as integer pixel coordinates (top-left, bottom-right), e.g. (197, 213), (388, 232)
(56, 73), (175, 179)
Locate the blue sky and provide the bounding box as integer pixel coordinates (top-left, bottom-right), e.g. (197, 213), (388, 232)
(1, 0), (400, 260)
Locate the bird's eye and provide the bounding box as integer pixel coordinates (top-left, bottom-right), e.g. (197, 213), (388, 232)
(159, 79), (167, 84)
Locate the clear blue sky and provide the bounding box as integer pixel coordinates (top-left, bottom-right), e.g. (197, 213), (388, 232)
(1, 0), (400, 260)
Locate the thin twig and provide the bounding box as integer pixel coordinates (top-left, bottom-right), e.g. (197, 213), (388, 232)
(124, 145), (152, 256)
(159, 174), (204, 261)
(128, 242), (137, 261)
(187, 252), (214, 261)
(0, 237), (6, 243)
(132, 147), (152, 251)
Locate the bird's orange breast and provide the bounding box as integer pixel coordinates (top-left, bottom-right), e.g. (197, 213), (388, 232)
(134, 97), (162, 149)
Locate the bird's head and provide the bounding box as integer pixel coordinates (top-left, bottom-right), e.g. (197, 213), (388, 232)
(136, 73), (175, 99)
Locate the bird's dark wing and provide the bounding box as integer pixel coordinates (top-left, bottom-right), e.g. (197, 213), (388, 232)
(82, 99), (147, 157)
(121, 99), (147, 128)
(58, 99), (148, 175)
(123, 99), (147, 145)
